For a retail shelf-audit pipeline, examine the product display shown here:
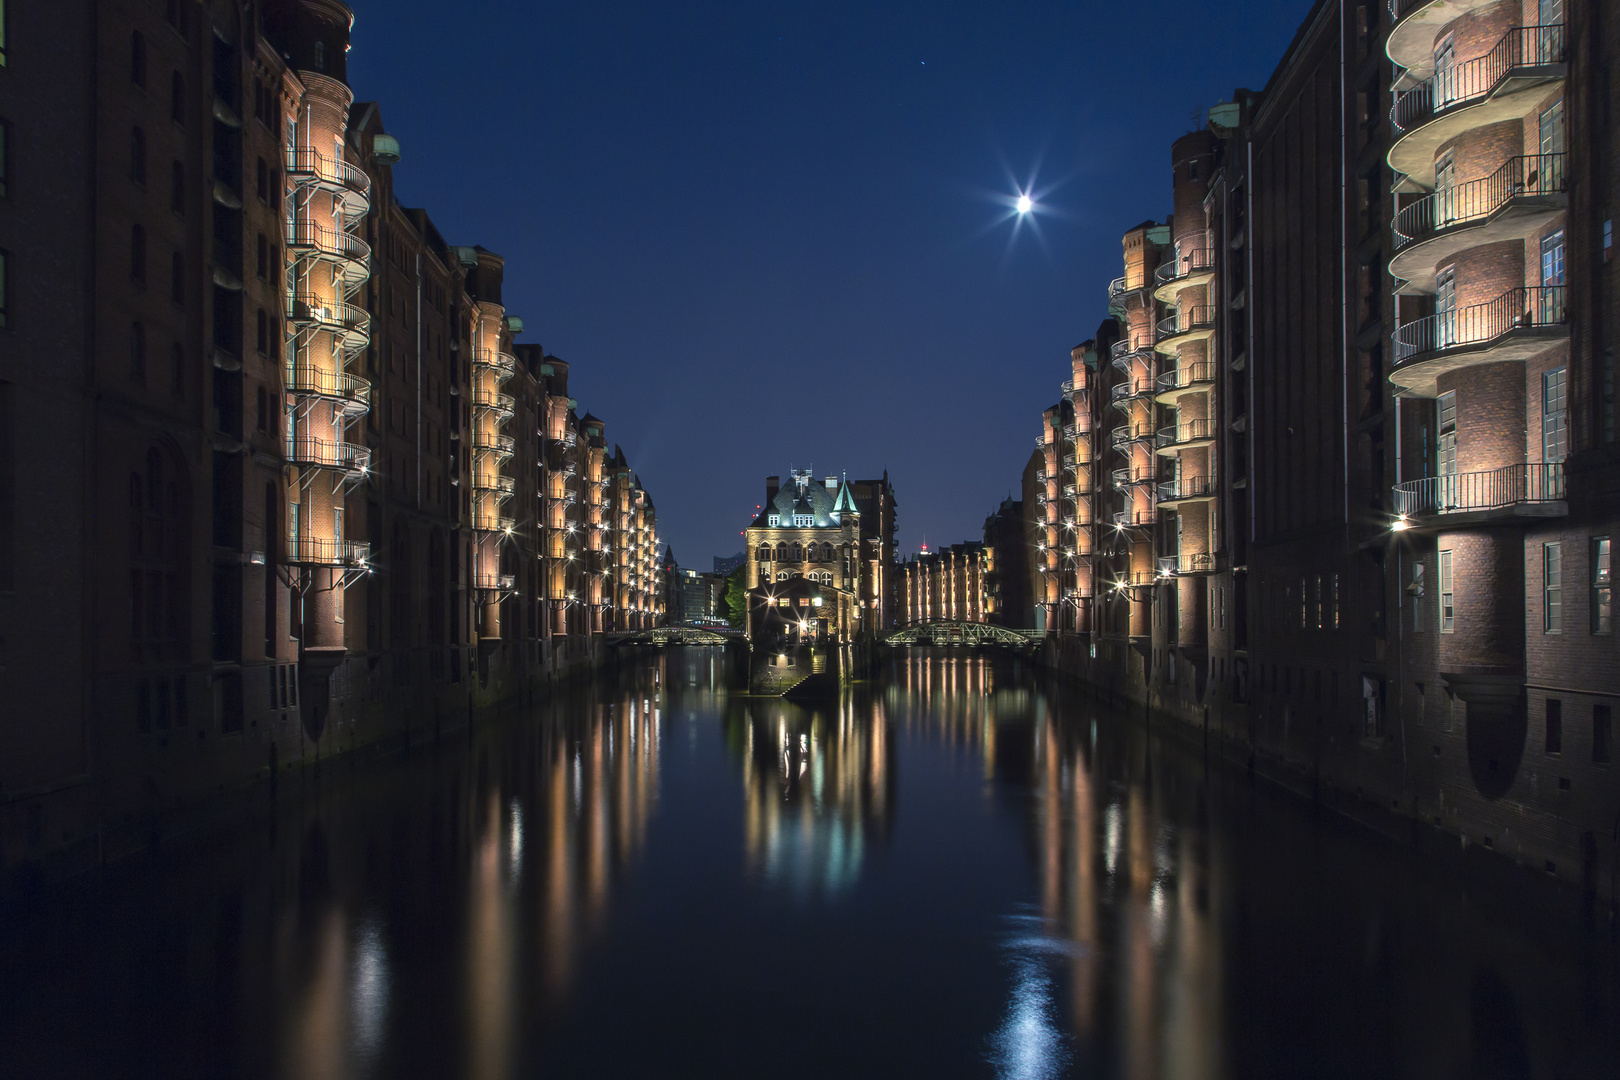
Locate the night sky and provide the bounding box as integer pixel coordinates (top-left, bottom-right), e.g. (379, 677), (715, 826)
(347, 0), (1314, 567)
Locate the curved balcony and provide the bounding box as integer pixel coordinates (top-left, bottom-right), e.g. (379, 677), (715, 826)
(471, 386), (516, 420)
(1154, 307), (1216, 353)
(1392, 462), (1565, 523)
(1391, 154), (1566, 289)
(1152, 247), (1216, 302)
(1155, 361), (1216, 403)
(471, 346), (517, 380)
(1111, 343), (1154, 372)
(286, 435), (371, 476)
(285, 147), (372, 216)
(1391, 286), (1568, 397)
(1109, 378), (1155, 410)
(1387, 0), (1502, 74)
(473, 473), (516, 499)
(473, 430), (516, 459)
(1158, 552), (1217, 575)
(285, 220), (370, 288)
(285, 535), (370, 568)
(285, 294), (370, 351)
(1157, 475), (1216, 504)
(474, 573), (517, 595)
(284, 366), (371, 415)
(1035, 434), (1053, 450)
(1107, 275), (1147, 316)
(1111, 466), (1154, 491)
(472, 512), (517, 534)
(1155, 418), (1216, 453)
(1389, 25), (1566, 187)
(1111, 510), (1156, 532)
(1110, 423), (1154, 449)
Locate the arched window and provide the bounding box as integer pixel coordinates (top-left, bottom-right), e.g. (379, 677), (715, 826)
(131, 31), (146, 87)
(822, 543), (835, 561)
(171, 71), (185, 123)
(171, 251), (185, 305)
(777, 571), (788, 581)
(130, 322), (146, 384)
(806, 544), (818, 562)
(776, 542), (787, 561)
(791, 542), (802, 561)
(756, 545), (770, 562)
(131, 127), (146, 185)
(131, 224), (146, 282)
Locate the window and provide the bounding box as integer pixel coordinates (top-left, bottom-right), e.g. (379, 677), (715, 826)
(170, 251), (184, 306)
(171, 72), (185, 124)
(1546, 699), (1562, 754)
(1437, 391), (1458, 482)
(1539, 99), (1565, 157)
(1605, 218), (1614, 264)
(767, 514), (779, 526)
(256, 157), (268, 202)
(131, 224), (146, 283)
(1543, 367), (1567, 462)
(314, 41), (326, 71)
(1594, 537), (1612, 633)
(1436, 267), (1457, 348)
(131, 126), (146, 185)
(256, 233), (267, 279)
(131, 30), (146, 87)
(1542, 228), (1566, 286)
(1596, 705), (1612, 764)
(1412, 560), (1425, 631)
(255, 307), (267, 354)
(170, 160), (184, 214)
(1545, 542), (1562, 632)
(1439, 549), (1454, 632)
(130, 322), (146, 384)
(171, 344), (184, 398)
(256, 386), (266, 431)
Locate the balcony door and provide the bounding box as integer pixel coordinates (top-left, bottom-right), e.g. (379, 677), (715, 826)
(1437, 391), (1459, 509)
(1541, 230), (1566, 323)
(1434, 149), (1457, 226)
(1436, 266), (1458, 349)
(1543, 368), (1568, 464)
(1433, 36), (1457, 109)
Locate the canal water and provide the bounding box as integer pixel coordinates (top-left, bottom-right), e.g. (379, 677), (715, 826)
(2, 652), (1616, 1079)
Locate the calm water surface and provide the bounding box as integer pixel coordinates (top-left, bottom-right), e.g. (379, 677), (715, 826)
(2, 652), (1616, 1079)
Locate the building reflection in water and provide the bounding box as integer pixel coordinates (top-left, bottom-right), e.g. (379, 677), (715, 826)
(729, 692), (893, 899)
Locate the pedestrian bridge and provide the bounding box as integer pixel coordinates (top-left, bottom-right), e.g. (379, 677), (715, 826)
(607, 626), (745, 647)
(882, 621), (1045, 649)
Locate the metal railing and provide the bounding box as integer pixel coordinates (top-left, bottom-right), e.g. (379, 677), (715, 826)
(286, 294), (369, 334)
(1111, 424), (1153, 447)
(1393, 285), (1566, 363)
(1158, 475), (1215, 501)
(473, 513), (516, 533)
(1159, 552), (1216, 574)
(474, 573), (516, 592)
(1156, 419), (1215, 447)
(1394, 153), (1565, 247)
(1154, 247), (1215, 286)
(285, 147), (372, 202)
(286, 436), (370, 473)
(284, 220), (371, 268)
(1156, 306), (1216, 339)
(1107, 276), (1130, 303)
(470, 347), (517, 378)
(1156, 362), (1215, 393)
(473, 431), (516, 456)
(1393, 462), (1564, 515)
(285, 535), (370, 566)
(1111, 344), (1152, 371)
(1112, 467), (1153, 489)
(1110, 379), (1153, 404)
(1392, 25), (1566, 134)
(1388, 0), (1426, 21)
(471, 387), (516, 416)
(473, 474), (516, 497)
(284, 366), (371, 409)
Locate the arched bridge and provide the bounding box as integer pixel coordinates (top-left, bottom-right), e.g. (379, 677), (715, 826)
(882, 621), (1045, 649)
(607, 626), (746, 647)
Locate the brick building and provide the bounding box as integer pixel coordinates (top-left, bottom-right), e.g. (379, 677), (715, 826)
(0, 0), (660, 875)
(896, 542), (990, 627)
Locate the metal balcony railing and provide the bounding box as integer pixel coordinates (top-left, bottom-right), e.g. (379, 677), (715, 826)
(1035, 434), (1053, 449)
(286, 436), (370, 474)
(1154, 247), (1215, 287)
(564, 430), (578, 448)
(1110, 379), (1153, 404)
(1111, 343), (1152, 372)
(1112, 467), (1153, 490)
(1117, 569), (1156, 587)
(1393, 285), (1566, 363)
(473, 513), (516, 533)
(471, 386), (516, 417)
(1061, 379), (1080, 394)
(284, 367), (371, 411)
(470, 347), (517, 379)
(286, 294), (369, 337)
(474, 573), (516, 592)
(1392, 25), (1566, 134)
(1156, 306), (1216, 339)
(1394, 153), (1566, 247)
(1388, 0), (1425, 20)
(1107, 276), (1130, 304)
(473, 473), (516, 497)
(1111, 424), (1153, 448)
(285, 535), (370, 567)
(285, 147), (372, 204)
(1036, 471), (1048, 484)
(473, 430), (516, 456)
(1158, 475), (1215, 501)
(1156, 419), (1215, 448)
(1156, 362), (1215, 393)
(1392, 462), (1564, 516)
(1158, 552), (1216, 575)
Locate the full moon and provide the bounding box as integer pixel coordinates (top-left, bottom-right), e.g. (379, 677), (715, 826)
(1016, 194), (1032, 214)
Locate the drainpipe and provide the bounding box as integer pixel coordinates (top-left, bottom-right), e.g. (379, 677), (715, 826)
(415, 251), (422, 508)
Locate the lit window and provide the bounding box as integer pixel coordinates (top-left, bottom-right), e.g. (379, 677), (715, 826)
(1593, 537), (1611, 634)
(1545, 542), (1562, 632)
(767, 514), (779, 527)
(1438, 550), (1454, 633)
(1543, 367), (1567, 462)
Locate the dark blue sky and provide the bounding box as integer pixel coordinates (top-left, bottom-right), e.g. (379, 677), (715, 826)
(348, 0), (1314, 566)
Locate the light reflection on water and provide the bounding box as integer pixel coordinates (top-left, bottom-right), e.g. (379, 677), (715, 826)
(1, 651), (1616, 1079)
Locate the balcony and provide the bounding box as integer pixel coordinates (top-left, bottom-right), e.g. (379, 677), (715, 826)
(471, 386), (517, 420)
(1391, 286), (1568, 396)
(1392, 462), (1565, 523)
(1156, 418), (1216, 452)
(1152, 247), (1216, 302)
(1111, 342), (1154, 372)
(473, 473), (516, 498)
(286, 435), (371, 476)
(285, 147), (372, 215)
(1387, 0), (1502, 74)
(1155, 361), (1216, 403)
(285, 535), (370, 568)
(1158, 552), (1217, 575)
(474, 573), (516, 593)
(1391, 153), (1566, 289)
(1157, 475), (1215, 503)
(284, 366), (371, 415)
(286, 294), (370, 350)
(1389, 25), (1566, 187)
(471, 347), (518, 380)
(285, 220), (370, 287)
(1112, 466), (1154, 491)
(1109, 378), (1154, 410)
(1110, 423), (1153, 449)
(473, 430), (516, 459)
(473, 512), (517, 533)
(1035, 434), (1053, 450)
(1154, 306), (1216, 353)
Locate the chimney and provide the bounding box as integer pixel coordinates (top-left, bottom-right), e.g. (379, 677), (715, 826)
(766, 475), (780, 501)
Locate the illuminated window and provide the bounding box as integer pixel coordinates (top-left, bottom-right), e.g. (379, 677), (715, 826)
(1438, 550), (1454, 633)
(1543, 367), (1567, 462)
(1594, 537), (1612, 634)
(1545, 542), (1562, 632)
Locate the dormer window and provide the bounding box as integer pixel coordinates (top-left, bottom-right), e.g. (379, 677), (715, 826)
(314, 41), (326, 71)
(768, 514), (780, 527)
(794, 514), (813, 527)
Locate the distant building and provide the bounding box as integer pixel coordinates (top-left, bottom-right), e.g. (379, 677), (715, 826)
(896, 542), (990, 626)
(713, 551), (746, 577)
(983, 498), (1031, 628)
(664, 548), (722, 624)
(744, 470), (869, 644)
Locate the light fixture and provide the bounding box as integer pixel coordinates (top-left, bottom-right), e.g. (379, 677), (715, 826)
(1391, 516), (1412, 532)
